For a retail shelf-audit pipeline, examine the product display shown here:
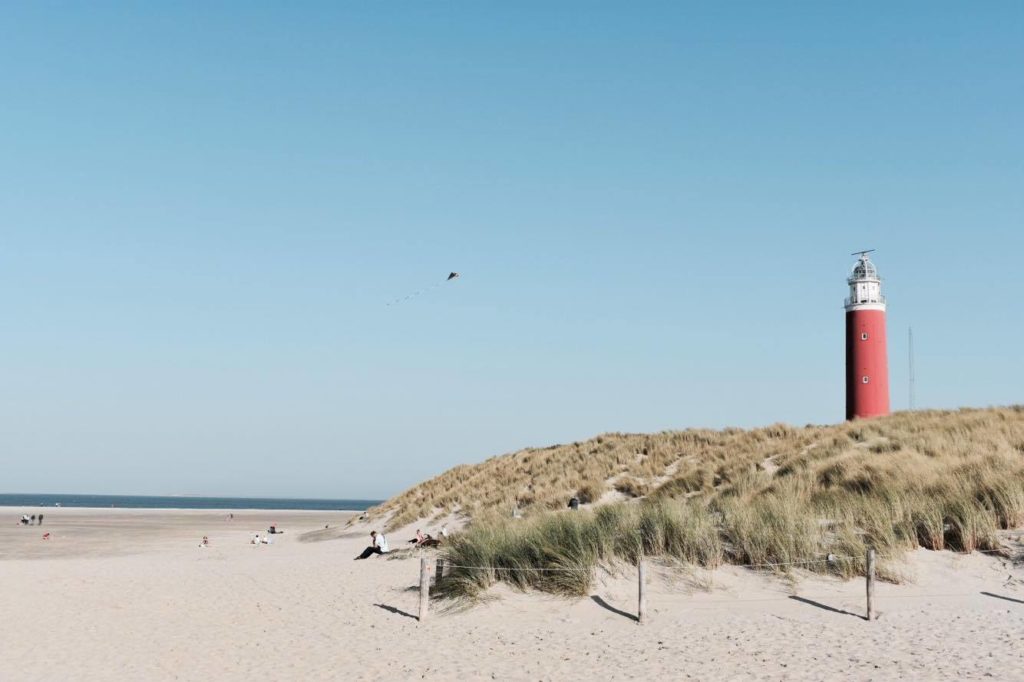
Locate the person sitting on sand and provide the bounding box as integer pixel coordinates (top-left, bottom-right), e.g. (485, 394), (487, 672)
(354, 531), (389, 560)
(418, 533), (440, 548)
(42, 532), (50, 540)
(409, 529), (424, 544)
(199, 536), (210, 548)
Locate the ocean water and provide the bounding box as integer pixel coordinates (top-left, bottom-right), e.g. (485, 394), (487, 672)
(0, 493), (381, 511)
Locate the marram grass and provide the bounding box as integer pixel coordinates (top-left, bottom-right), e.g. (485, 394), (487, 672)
(372, 406), (1024, 598)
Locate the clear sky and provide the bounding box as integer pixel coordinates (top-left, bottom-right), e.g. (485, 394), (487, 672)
(1, 3), (1021, 499)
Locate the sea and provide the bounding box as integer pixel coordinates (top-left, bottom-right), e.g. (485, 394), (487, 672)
(0, 493), (382, 511)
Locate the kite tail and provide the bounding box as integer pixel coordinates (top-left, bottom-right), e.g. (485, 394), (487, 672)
(386, 276), (454, 307)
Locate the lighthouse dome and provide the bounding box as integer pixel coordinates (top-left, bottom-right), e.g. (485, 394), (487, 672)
(849, 257), (878, 282)
(845, 253), (885, 309)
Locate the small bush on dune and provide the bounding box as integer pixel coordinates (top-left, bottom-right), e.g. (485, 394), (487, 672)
(575, 480), (605, 504)
(613, 476), (649, 498)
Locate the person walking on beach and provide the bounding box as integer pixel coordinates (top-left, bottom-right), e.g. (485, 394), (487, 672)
(354, 531), (389, 560)
(37, 513), (44, 526)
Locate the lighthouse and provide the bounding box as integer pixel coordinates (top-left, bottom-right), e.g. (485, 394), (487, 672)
(845, 251), (890, 420)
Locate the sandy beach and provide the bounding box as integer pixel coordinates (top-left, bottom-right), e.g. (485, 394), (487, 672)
(2, 508), (1024, 681)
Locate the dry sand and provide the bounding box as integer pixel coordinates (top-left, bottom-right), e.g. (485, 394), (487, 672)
(2, 507), (1024, 681)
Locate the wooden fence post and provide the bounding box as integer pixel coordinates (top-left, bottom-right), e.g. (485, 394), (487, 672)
(419, 557), (430, 622)
(637, 559), (647, 625)
(865, 548), (876, 621)
(435, 557), (445, 588)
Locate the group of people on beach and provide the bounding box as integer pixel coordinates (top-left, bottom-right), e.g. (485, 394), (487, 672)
(19, 514), (44, 526)
(197, 522), (284, 548)
(190, 517), (450, 558)
(353, 525), (449, 560)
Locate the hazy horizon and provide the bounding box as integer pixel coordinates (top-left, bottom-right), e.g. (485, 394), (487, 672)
(2, 3), (1021, 499)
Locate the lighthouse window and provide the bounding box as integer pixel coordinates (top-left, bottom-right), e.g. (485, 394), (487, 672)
(862, 376), (870, 384)
(861, 332), (869, 341)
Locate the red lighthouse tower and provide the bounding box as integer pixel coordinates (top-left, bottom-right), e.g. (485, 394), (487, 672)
(845, 250), (890, 420)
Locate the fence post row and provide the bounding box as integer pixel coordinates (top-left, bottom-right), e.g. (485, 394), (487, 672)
(415, 550), (892, 625)
(637, 559), (647, 625)
(865, 548), (876, 621)
(419, 557), (430, 622)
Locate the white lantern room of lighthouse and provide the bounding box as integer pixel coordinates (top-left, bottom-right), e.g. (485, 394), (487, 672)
(845, 253), (885, 310)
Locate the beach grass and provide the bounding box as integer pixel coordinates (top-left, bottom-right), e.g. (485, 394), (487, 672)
(367, 406), (1024, 599)
(436, 472), (1014, 598)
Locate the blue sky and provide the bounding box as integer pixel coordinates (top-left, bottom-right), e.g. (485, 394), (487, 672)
(1, 3), (1021, 499)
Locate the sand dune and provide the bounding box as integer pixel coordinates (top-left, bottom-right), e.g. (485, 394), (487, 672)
(2, 508), (1024, 681)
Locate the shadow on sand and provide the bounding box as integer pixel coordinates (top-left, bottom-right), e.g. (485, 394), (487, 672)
(789, 596), (865, 620)
(373, 603), (418, 620)
(981, 591), (1024, 605)
(590, 595), (638, 622)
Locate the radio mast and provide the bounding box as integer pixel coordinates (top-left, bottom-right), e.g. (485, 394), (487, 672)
(908, 326), (915, 410)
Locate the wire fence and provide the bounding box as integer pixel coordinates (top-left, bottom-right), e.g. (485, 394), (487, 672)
(443, 555), (860, 572)
(441, 547), (1011, 572)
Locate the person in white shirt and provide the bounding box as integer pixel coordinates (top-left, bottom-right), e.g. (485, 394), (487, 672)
(354, 530), (389, 559)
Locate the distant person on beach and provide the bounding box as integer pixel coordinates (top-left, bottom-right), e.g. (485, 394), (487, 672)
(409, 529), (424, 544)
(199, 536), (209, 548)
(30, 514), (36, 525)
(37, 514), (44, 526)
(354, 531), (389, 559)
(20, 515), (29, 526)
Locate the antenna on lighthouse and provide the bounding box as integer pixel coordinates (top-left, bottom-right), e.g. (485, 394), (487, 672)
(908, 326), (916, 410)
(851, 249), (876, 257)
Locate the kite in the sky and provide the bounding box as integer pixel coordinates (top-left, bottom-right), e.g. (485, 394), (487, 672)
(387, 272), (461, 306)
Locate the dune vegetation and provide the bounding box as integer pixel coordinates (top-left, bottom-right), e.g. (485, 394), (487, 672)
(370, 407), (1024, 598)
